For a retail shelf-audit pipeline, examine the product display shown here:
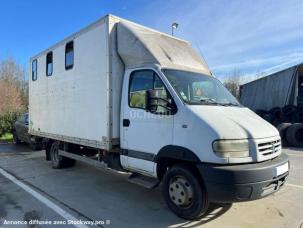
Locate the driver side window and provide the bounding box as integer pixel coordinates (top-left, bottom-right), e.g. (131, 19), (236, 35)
(129, 70), (168, 112)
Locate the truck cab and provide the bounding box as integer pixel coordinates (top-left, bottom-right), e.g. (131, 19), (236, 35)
(119, 65), (288, 219)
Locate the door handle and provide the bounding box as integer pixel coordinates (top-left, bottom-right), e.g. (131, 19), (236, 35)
(123, 119), (130, 127)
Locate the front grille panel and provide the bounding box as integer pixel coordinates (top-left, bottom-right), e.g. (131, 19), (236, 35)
(258, 139), (281, 156)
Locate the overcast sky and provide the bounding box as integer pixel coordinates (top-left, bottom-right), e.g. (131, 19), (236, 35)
(0, 0), (302, 79)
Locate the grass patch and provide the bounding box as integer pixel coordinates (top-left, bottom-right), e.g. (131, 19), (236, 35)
(0, 132), (13, 142)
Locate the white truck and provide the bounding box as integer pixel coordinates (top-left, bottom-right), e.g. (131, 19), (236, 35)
(29, 14), (289, 219)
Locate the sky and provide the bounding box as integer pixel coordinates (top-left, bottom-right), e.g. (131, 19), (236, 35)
(0, 0), (303, 80)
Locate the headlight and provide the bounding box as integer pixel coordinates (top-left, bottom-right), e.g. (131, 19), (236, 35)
(212, 139), (249, 158)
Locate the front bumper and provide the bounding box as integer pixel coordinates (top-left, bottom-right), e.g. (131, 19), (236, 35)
(196, 153), (289, 203)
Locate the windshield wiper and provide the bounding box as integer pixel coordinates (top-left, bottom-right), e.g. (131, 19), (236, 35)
(220, 102), (240, 106)
(199, 98), (220, 105)
(198, 98), (240, 106)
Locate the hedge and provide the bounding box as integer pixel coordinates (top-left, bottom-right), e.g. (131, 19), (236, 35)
(0, 111), (23, 137)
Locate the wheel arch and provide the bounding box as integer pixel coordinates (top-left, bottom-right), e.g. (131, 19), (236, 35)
(155, 145), (201, 180)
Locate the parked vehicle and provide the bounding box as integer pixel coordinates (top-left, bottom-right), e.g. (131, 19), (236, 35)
(240, 64), (303, 147)
(12, 113), (41, 149)
(29, 14), (289, 219)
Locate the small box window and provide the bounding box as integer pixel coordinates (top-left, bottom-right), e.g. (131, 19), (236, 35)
(46, 52), (53, 76)
(65, 41), (74, 70)
(32, 59), (37, 81)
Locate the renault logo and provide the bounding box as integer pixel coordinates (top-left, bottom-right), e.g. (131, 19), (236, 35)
(272, 143), (275, 152)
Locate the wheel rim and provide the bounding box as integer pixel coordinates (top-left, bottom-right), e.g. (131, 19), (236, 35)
(169, 175), (194, 208)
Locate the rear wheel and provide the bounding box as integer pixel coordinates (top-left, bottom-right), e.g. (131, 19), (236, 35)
(50, 141), (76, 168)
(12, 132), (21, 145)
(162, 164), (209, 220)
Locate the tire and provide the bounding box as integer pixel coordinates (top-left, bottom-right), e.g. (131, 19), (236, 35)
(269, 107), (281, 116)
(50, 141), (76, 169)
(276, 123), (291, 146)
(255, 109), (268, 117)
(285, 123), (303, 147)
(162, 164), (209, 220)
(45, 141), (52, 161)
(12, 132), (21, 145)
(295, 108), (303, 123)
(263, 114), (272, 123)
(269, 107), (282, 126)
(282, 105), (297, 115)
(282, 105), (297, 122)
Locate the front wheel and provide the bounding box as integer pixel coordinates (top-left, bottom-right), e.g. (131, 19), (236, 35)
(162, 164), (209, 220)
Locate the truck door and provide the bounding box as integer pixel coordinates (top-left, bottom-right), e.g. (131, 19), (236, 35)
(121, 69), (174, 176)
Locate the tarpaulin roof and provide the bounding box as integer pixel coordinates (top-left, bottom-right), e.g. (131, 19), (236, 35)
(240, 64), (302, 111)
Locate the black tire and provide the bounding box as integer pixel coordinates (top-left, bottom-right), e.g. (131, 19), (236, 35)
(276, 123), (291, 146)
(50, 141), (76, 169)
(12, 132), (21, 145)
(282, 105), (297, 116)
(162, 164), (209, 220)
(263, 114), (272, 123)
(269, 107), (282, 125)
(45, 141), (52, 161)
(295, 108), (303, 123)
(255, 109), (268, 117)
(269, 107), (281, 116)
(282, 105), (297, 122)
(285, 123), (303, 147)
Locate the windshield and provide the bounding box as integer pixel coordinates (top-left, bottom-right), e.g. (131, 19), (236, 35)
(163, 69), (240, 106)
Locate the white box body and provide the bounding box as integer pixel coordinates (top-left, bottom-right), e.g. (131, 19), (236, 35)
(29, 16), (123, 150)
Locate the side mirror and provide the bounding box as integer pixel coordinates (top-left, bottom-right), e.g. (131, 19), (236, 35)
(146, 90), (177, 114)
(146, 90), (158, 113)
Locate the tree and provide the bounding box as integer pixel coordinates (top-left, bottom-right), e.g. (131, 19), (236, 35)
(0, 58), (28, 114)
(0, 80), (24, 114)
(223, 69), (242, 100)
(0, 58), (27, 136)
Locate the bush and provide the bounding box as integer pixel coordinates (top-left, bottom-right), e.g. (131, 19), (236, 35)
(0, 111), (22, 137)
(0, 132), (13, 142)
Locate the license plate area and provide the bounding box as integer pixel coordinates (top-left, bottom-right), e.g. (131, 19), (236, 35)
(275, 162), (288, 177)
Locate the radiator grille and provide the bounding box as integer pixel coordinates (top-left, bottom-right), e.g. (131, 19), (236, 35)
(258, 139), (281, 156)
